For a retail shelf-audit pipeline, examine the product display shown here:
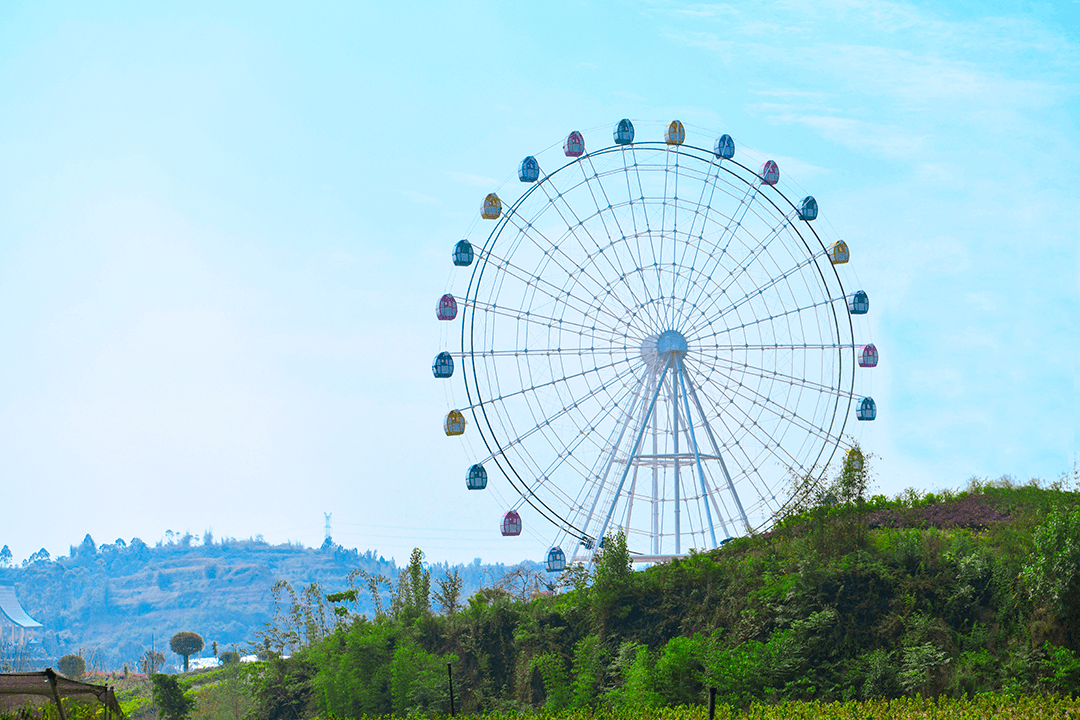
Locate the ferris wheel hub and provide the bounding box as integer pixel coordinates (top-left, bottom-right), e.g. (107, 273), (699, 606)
(656, 330), (689, 360)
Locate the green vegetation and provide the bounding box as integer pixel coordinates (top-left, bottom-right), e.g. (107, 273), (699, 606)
(206, 465), (1080, 718)
(56, 653), (85, 680)
(0, 532), (528, 672)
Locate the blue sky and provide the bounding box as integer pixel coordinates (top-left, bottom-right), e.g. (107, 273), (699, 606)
(0, 1), (1077, 566)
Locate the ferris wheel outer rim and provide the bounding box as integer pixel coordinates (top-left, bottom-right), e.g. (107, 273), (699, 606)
(458, 139), (858, 544)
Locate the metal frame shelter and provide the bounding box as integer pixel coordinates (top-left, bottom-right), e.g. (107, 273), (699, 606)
(0, 669), (124, 719)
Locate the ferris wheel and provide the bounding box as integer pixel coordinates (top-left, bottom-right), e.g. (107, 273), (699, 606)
(433, 119), (878, 567)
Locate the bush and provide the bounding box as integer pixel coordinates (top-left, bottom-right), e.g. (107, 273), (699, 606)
(57, 654), (85, 680)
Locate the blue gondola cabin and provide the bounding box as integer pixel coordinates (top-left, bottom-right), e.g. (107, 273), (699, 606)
(432, 352), (454, 378)
(614, 119), (635, 145)
(482, 193), (502, 220)
(564, 131), (585, 157)
(519, 156), (540, 183)
(665, 120), (685, 146)
(545, 547), (566, 572)
(444, 410), (466, 436)
(859, 343), (879, 368)
(759, 160), (780, 186)
(847, 290), (869, 315)
(856, 397), (877, 421)
(714, 134), (735, 159)
(501, 510), (522, 536)
(467, 464), (488, 490)
(453, 239), (474, 267)
(798, 196), (818, 221)
(829, 240), (850, 264)
(437, 294), (458, 321)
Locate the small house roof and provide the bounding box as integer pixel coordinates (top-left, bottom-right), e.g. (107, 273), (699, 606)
(0, 582), (42, 628)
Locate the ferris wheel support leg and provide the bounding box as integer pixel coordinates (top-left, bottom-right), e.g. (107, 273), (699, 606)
(578, 374), (651, 552)
(651, 388), (660, 555)
(593, 360), (670, 568)
(672, 368), (680, 555)
(676, 357), (720, 549)
(685, 372), (751, 533)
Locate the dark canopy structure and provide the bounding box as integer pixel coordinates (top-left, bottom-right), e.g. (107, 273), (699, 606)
(0, 669), (124, 719)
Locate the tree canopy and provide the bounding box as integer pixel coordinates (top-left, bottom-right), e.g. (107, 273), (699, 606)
(170, 631), (204, 672)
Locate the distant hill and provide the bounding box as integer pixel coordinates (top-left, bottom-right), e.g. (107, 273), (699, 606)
(0, 535), (535, 672)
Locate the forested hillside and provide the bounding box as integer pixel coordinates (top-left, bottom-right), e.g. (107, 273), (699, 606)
(190, 474), (1080, 718)
(0, 535), (534, 673)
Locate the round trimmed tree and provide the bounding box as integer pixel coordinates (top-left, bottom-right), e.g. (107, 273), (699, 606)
(170, 631), (204, 672)
(57, 654), (85, 680)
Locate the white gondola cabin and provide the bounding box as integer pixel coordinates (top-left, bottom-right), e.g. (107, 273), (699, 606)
(453, 239), (474, 267)
(482, 193), (502, 220)
(437, 294), (458, 321)
(519, 156), (540, 183)
(665, 120), (685, 146)
(614, 119), (635, 145)
(798, 196), (818, 221)
(432, 352), (454, 378)
(847, 290), (869, 315)
(714, 134), (735, 159)
(829, 240), (850, 264)
(545, 547), (566, 572)
(563, 131), (585, 157)
(444, 409), (466, 436)
(856, 397), (877, 421)
(467, 464), (488, 490)
(759, 160), (780, 186)
(859, 343), (879, 368)
(501, 510), (522, 536)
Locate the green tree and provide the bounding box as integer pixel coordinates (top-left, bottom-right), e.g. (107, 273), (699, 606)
(219, 650), (241, 665)
(57, 654), (85, 680)
(0, 545), (11, 567)
(171, 631), (205, 672)
(152, 673), (195, 720)
(433, 567), (463, 615)
(141, 650), (165, 675)
(392, 548), (430, 620)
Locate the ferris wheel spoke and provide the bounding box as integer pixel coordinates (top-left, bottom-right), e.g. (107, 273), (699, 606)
(476, 248), (631, 331)
(533, 176), (648, 320)
(581, 156), (653, 302)
(688, 244), (828, 336)
(468, 358), (646, 469)
(682, 211), (798, 329)
(456, 347), (632, 360)
(500, 212), (636, 323)
(691, 359), (844, 470)
(469, 298), (622, 342)
(570, 162), (656, 315)
(703, 342), (856, 352)
(566, 369), (654, 545)
(683, 181), (761, 318)
(711, 355), (854, 400)
(467, 356), (637, 413)
(525, 377), (648, 510)
(693, 293), (844, 342)
(673, 165), (726, 329)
